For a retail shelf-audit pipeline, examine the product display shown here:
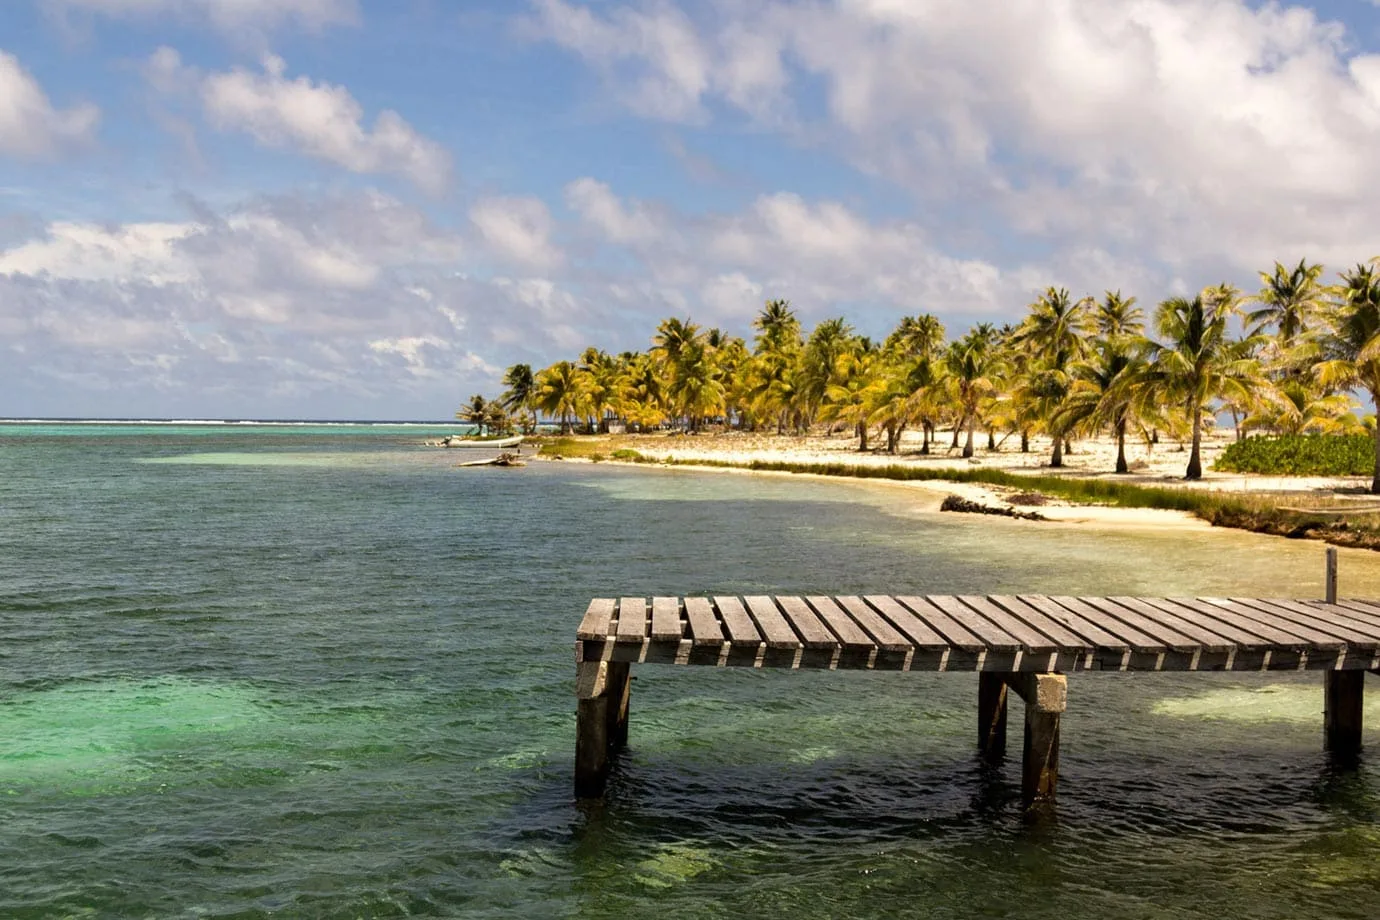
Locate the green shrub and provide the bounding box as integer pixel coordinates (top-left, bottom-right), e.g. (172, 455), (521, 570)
(1214, 435), (1375, 476)
(611, 449), (643, 461)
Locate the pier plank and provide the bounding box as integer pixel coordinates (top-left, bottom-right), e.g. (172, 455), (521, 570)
(1013, 595), (1129, 649)
(924, 596), (1022, 651)
(1076, 596), (1198, 651)
(651, 596), (683, 642)
(1166, 597), (1312, 647)
(1264, 599), (1380, 643)
(1139, 597), (1282, 649)
(959, 596), (1059, 652)
(1332, 599), (1380, 628)
(616, 597), (649, 642)
(864, 595), (949, 648)
(773, 596), (837, 648)
(1106, 596), (1233, 651)
(742, 595), (801, 649)
(1045, 596), (1164, 651)
(1195, 598), (1344, 649)
(988, 596), (1093, 650)
(895, 596), (987, 651)
(577, 598), (616, 640)
(836, 596), (910, 652)
(712, 596), (761, 646)
(682, 597), (724, 645)
(806, 596), (875, 650)
(1285, 601), (1380, 644)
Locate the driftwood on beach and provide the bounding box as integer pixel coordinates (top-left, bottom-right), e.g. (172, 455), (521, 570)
(939, 494), (1047, 521)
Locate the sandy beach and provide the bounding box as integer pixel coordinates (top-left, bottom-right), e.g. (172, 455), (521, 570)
(533, 427), (1378, 535)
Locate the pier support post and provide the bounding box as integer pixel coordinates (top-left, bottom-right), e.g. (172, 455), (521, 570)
(1325, 670), (1364, 755)
(576, 659), (632, 797)
(1008, 673), (1066, 808)
(606, 662), (631, 751)
(978, 672), (1008, 761)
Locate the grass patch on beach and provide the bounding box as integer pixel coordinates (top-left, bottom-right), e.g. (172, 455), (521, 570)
(1214, 434), (1376, 476)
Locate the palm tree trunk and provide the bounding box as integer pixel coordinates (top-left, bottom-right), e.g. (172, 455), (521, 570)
(1049, 430), (1063, 468)
(951, 425), (961, 449)
(1186, 409), (1203, 479)
(1115, 420), (1128, 474)
(921, 421), (931, 455)
(962, 415), (975, 458)
(987, 428), (995, 451)
(1020, 430), (1029, 453)
(858, 422), (869, 452)
(1372, 419), (1380, 495)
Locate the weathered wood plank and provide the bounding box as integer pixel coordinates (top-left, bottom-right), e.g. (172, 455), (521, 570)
(895, 596), (987, 651)
(576, 598), (616, 640)
(924, 595), (1022, 651)
(651, 596), (683, 642)
(616, 597), (648, 642)
(1270, 599), (1380, 643)
(1231, 598), (1380, 646)
(1045, 596), (1164, 651)
(1013, 595), (1129, 650)
(864, 595), (949, 648)
(773, 596), (837, 648)
(958, 596), (1058, 653)
(713, 596), (762, 645)
(1169, 597), (1315, 647)
(1195, 598), (1345, 649)
(836, 596), (910, 652)
(1140, 597), (1284, 649)
(742, 595), (801, 649)
(682, 596), (724, 645)
(807, 596), (875, 650)
(987, 596), (1093, 651)
(1331, 599), (1380, 628)
(1102, 596), (1229, 651)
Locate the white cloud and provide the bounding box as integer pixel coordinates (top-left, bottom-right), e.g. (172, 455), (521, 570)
(469, 196), (564, 269)
(46, 0), (359, 40)
(564, 177), (661, 244)
(149, 48), (451, 193)
(523, 0), (788, 122)
(528, 0), (1380, 276)
(0, 51), (99, 157)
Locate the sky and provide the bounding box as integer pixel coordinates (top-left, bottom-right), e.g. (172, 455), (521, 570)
(3, 0), (1380, 420)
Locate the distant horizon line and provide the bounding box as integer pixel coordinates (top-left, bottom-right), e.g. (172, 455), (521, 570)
(0, 417), (467, 426)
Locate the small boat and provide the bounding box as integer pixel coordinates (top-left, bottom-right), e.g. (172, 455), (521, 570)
(432, 435), (523, 449)
(456, 451), (526, 468)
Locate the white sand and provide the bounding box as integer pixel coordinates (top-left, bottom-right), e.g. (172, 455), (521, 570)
(542, 427), (1375, 533)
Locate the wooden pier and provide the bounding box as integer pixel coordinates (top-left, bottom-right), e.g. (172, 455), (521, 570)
(575, 557), (1379, 808)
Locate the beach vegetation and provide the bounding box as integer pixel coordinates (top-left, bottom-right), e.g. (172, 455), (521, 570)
(492, 256), (1380, 489)
(1214, 434), (1375, 476)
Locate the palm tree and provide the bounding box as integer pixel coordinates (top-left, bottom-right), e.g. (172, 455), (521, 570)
(1056, 335), (1150, 473)
(458, 394), (488, 435)
(533, 361), (589, 434)
(1247, 259), (1326, 347)
(1316, 261), (1380, 493)
(500, 364), (536, 417)
(668, 338), (725, 431)
(1012, 287), (1095, 467)
(822, 350), (885, 450)
(753, 299), (801, 355)
(944, 326), (1003, 458)
(1096, 291), (1143, 338)
(800, 318), (855, 427)
(1136, 289), (1269, 479)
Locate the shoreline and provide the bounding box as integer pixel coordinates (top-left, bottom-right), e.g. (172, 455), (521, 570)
(527, 430), (1379, 549)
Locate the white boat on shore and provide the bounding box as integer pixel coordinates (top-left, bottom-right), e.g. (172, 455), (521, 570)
(429, 435), (524, 449)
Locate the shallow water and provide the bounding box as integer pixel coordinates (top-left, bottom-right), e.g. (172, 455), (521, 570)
(1, 424), (1379, 918)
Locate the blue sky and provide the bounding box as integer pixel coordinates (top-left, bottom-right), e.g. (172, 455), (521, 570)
(4, 0), (1380, 420)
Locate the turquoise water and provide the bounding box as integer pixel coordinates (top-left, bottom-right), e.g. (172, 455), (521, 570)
(1, 423), (1379, 918)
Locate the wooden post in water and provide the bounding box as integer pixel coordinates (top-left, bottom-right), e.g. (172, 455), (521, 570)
(1007, 673), (1066, 807)
(1322, 548), (1364, 754)
(576, 659), (631, 797)
(978, 672), (1008, 760)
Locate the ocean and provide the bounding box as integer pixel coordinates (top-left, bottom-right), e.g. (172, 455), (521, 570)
(1, 422), (1377, 918)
